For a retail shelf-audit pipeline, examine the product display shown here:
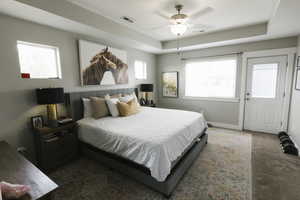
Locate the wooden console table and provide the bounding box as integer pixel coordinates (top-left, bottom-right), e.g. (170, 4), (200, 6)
(0, 141), (58, 200)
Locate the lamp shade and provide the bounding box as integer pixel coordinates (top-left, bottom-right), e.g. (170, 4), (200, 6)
(140, 84), (153, 92)
(36, 88), (64, 105)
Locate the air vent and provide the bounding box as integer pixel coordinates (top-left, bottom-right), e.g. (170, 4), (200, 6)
(121, 16), (135, 23)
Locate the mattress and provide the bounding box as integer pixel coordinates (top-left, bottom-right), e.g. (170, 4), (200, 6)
(77, 107), (207, 182)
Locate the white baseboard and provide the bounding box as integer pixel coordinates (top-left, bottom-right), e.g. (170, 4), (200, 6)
(207, 121), (241, 130)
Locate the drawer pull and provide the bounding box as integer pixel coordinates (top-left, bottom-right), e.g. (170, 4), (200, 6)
(45, 137), (59, 143)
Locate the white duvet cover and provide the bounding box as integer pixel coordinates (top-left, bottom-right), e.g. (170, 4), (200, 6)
(77, 107), (207, 182)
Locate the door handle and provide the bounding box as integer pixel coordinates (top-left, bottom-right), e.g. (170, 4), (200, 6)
(245, 98), (250, 101)
(246, 92), (250, 96)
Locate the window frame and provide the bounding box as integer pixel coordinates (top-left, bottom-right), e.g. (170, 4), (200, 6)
(17, 41), (62, 79)
(183, 55), (239, 102)
(134, 60), (147, 80)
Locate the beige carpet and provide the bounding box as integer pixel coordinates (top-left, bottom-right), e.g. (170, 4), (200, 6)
(50, 128), (252, 200)
(251, 132), (300, 200)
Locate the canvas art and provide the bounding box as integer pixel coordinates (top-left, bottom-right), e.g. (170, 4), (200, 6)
(79, 40), (128, 86)
(162, 72), (178, 97)
(296, 68), (300, 90)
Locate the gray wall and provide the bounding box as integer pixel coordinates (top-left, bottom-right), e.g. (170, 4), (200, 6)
(156, 37), (297, 125)
(288, 36), (300, 146)
(0, 14), (156, 161)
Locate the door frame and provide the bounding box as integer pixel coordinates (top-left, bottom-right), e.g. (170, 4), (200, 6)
(239, 47), (297, 133)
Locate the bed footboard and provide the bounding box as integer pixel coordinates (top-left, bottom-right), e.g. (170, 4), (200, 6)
(80, 131), (208, 197)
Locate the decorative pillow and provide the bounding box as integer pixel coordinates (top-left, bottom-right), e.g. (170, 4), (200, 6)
(117, 99), (139, 117)
(132, 92), (141, 107)
(90, 97), (109, 119)
(82, 98), (93, 118)
(107, 94), (122, 98)
(120, 92), (140, 107)
(119, 95), (134, 103)
(105, 97), (120, 117)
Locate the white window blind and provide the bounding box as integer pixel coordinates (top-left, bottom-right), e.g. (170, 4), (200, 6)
(134, 60), (147, 80)
(17, 41), (61, 79)
(251, 63), (278, 98)
(185, 56), (237, 98)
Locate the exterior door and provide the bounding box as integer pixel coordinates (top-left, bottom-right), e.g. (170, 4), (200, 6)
(244, 56), (287, 133)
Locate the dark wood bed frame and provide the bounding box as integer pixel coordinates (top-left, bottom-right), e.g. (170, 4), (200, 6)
(65, 88), (208, 197)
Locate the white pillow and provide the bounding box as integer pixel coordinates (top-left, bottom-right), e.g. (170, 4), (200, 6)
(105, 97), (120, 117)
(82, 98), (93, 118)
(132, 92), (141, 107)
(119, 95), (134, 103)
(120, 92), (140, 107)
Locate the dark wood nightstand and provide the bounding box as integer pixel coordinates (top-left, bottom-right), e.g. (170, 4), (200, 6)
(33, 122), (78, 172)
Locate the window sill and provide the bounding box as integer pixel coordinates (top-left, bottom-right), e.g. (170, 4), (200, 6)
(183, 96), (240, 103)
(135, 78), (147, 80)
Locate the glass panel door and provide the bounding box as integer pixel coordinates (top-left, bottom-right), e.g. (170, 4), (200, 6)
(251, 63), (278, 98)
(244, 56), (287, 133)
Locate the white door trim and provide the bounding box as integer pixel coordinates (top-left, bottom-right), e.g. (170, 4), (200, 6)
(239, 47), (296, 133)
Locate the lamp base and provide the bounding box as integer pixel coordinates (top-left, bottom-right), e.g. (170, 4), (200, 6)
(47, 104), (59, 128)
(140, 98), (146, 105)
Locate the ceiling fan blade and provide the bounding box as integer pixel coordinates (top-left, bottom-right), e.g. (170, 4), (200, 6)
(191, 29), (206, 33)
(190, 7), (213, 20)
(148, 23), (170, 30)
(154, 10), (171, 21)
(188, 23), (214, 33)
(191, 23), (214, 29)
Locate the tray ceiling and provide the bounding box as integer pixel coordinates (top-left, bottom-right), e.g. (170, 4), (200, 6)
(67, 0), (278, 41)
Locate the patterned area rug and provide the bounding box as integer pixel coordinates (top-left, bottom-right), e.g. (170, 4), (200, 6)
(49, 128), (252, 200)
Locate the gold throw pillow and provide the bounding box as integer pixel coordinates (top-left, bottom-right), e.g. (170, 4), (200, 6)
(117, 99), (139, 117)
(90, 97), (109, 119)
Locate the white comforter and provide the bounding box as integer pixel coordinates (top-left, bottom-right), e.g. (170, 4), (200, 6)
(77, 107), (207, 182)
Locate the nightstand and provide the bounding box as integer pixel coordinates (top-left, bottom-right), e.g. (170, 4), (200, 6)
(33, 122), (78, 172)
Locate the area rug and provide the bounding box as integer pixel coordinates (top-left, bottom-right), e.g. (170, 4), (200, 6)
(49, 128), (252, 200)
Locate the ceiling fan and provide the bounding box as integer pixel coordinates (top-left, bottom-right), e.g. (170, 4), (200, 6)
(155, 4), (213, 36)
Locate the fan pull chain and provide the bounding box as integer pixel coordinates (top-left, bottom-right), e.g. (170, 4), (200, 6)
(176, 35), (183, 59)
(177, 35), (180, 55)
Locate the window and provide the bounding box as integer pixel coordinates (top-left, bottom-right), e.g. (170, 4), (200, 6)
(185, 56), (237, 98)
(251, 63), (278, 98)
(134, 60), (147, 80)
(17, 41), (61, 79)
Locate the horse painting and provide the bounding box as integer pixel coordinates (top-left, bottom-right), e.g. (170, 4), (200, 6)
(81, 46), (128, 85)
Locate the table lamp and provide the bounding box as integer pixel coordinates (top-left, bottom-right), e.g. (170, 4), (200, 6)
(36, 88), (64, 127)
(140, 84), (153, 105)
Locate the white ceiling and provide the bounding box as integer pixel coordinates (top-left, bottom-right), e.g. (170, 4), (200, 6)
(0, 0), (300, 54)
(67, 0), (279, 41)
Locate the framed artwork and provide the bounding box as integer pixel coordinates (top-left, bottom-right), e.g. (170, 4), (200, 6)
(162, 72), (179, 97)
(297, 56), (300, 67)
(78, 40), (128, 86)
(31, 115), (44, 129)
(295, 68), (300, 90)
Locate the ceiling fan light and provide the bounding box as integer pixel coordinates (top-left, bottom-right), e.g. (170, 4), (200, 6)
(171, 13), (188, 24)
(170, 24), (187, 36)
(175, 18), (186, 24)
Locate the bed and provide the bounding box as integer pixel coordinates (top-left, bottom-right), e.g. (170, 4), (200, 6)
(66, 88), (208, 197)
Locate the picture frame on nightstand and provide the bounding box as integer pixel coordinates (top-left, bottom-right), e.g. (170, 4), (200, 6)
(31, 115), (44, 129)
(295, 68), (300, 90)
